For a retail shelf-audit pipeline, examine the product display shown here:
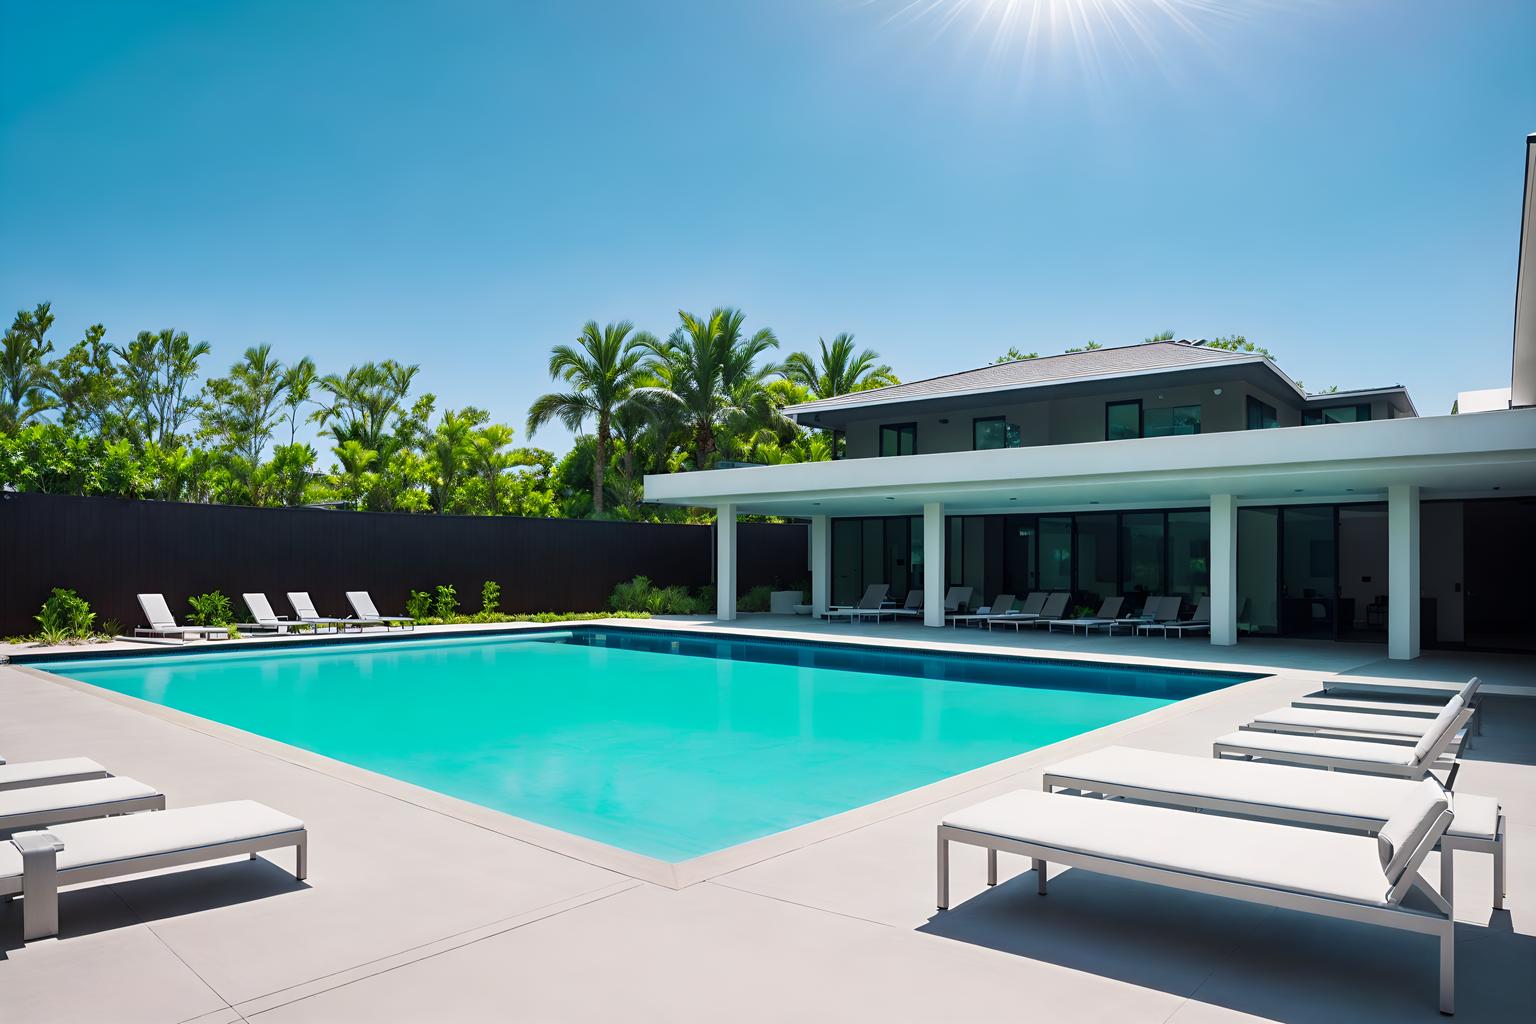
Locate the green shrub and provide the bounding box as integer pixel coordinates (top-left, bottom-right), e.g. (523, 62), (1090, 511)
(37, 623), (71, 646)
(694, 584), (715, 614)
(186, 590), (235, 626)
(36, 588), (95, 639)
(609, 575), (654, 613)
(481, 580), (501, 616)
(405, 589), (432, 620)
(433, 584), (458, 619)
(98, 618), (124, 640)
(738, 585), (774, 613)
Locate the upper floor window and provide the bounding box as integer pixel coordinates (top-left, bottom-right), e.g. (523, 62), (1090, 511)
(972, 417), (1021, 450)
(1304, 404), (1371, 425)
(1145, 405), (1201, 437)
(1246, 396), (1279, 430)
(1105, 400), (1142, 440)
(879, 422), (917, 457)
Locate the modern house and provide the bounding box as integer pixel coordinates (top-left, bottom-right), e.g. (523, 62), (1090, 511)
(645, 134), (1536, 659)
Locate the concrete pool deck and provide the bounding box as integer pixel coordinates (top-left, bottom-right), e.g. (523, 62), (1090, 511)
(1, 617), (1531, 1023)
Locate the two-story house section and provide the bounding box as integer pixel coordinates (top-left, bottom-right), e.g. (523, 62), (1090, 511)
(646, 340), (1536, 659)
(782, 340), (1416, 460)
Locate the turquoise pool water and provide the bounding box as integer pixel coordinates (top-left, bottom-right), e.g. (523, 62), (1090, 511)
(42, 630), (1250, 861)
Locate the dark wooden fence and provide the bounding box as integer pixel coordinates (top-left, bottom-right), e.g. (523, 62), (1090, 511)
(0, 493), (808, 636)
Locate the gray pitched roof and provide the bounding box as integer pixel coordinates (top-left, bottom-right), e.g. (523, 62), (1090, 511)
(784, 340), (1269, 415)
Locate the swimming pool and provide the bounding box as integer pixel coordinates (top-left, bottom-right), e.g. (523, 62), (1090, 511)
(41, 629), (1252, 861)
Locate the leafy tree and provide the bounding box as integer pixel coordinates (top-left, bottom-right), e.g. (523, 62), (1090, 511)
(116, 328), (211, 446)
(779, 333), (896, 400)
(993, 346), (1038, 363)
(1, 302), (59, 431)
(201, 344), (291, 502)
(1144, 330), (1176, 343)
(640, 308), (779, 470)
(1064, 341), (1103, 353)
(527, 321), (653, 515)
(51, 324), (122, 437)
(1204, 334), (1274, 359)
(424, 407), (486, 513)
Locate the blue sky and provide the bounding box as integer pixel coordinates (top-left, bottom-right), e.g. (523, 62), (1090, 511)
(3, 1), (1533, 453)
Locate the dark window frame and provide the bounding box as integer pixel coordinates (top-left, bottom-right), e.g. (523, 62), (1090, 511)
(1246, 395), (1278, 430)
(972, 416), (1007, 451)
(878, 422), (917, 457)
(1304, 403), (1372, 426)
(1105, 399), (1143, 441)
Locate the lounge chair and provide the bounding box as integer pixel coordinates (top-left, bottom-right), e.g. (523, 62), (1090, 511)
(943, 586), (974, 614)
(948, 593), (1017, 628)
(1042, 744), (1505, 910)
(955, 592), (1035, 629)
(1116, 595), (1173, 633)
(1214, 696), (1472, 784)
(347, 591), (416, 630)
(2, 800), (307, 941)
(825, 584), (890, 622)
(287, 592), (365, 632)
(990, 592), (1069, 631)
(1245, 680), (1476, 745)
(874, 590), (925, 621)
(1045, 596), (1124, 634)
(0, 777), (164, 833)
(1296, 677), (1482, 735)
(1139, 596), (1210, 637)
(0, 758), (112, 792)
(936, 782), (1457, 1013)
(134, 594), (231, 643)
(238, 593), (299, 635)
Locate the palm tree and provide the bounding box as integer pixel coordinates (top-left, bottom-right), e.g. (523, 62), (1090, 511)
(639, 308), (778, 470)
(527, 321), (652, 515)
(281, 356), (318, 446)
(0, 302), (59, 432)
(779, 333), (896, 400)
(424, 407), (485, 513)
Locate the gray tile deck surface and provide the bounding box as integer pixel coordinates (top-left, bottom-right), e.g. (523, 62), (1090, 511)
(1, 617), (1531, 1022)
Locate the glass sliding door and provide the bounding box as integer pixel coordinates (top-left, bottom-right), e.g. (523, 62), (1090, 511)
(1280, 506), (1337, 638)
(1003, 515), (1038, 597)
(1120, 512), (1164, 608)
(829, 517), (920, 608)
(1038, 516), (1073, 593)
(1074, 513), (1118, 608)
(1237, 508), (1279, 635)
(831, 519), (862, 607)
(1166, 509), (1210, 612)
(1336, 505), (1388, 642)
(1463, 498), (1536, 652)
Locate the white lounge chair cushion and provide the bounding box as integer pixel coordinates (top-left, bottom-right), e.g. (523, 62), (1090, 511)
(1377, 781), (1451, 885)
(1250, 706), (1439, 737)
(1217, 731), (1420, 767)
(0, 777), (158, 824)
(1413, 697), (1465, 761)
(0, 758), (110, 789)
(1046, 746), (1499, 842)
(0, 800), (304, 883)
(943, 790), (1393, 905)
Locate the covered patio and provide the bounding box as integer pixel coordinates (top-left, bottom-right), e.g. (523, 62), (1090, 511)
(647, 406), (1536, 661)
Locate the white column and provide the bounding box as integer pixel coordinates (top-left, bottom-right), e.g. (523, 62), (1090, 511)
(923, 501), (946, 627)
(1388, 484), (1421, 660)
(716, 503), (737, 621)
(810, 515), (829, 616)
(1210, 494), (1238, 646)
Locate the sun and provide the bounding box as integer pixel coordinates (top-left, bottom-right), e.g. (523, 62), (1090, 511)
(865, 0), (1282, 87)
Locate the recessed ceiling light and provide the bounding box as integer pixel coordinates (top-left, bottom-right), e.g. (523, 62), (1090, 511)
(1009, 497), (1017, 501)
(885, 496), (895, 501)
(1293, 489), (1304, 493)
(1090, 500), (1100, 505)
(1493, 486), (1501, 491)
